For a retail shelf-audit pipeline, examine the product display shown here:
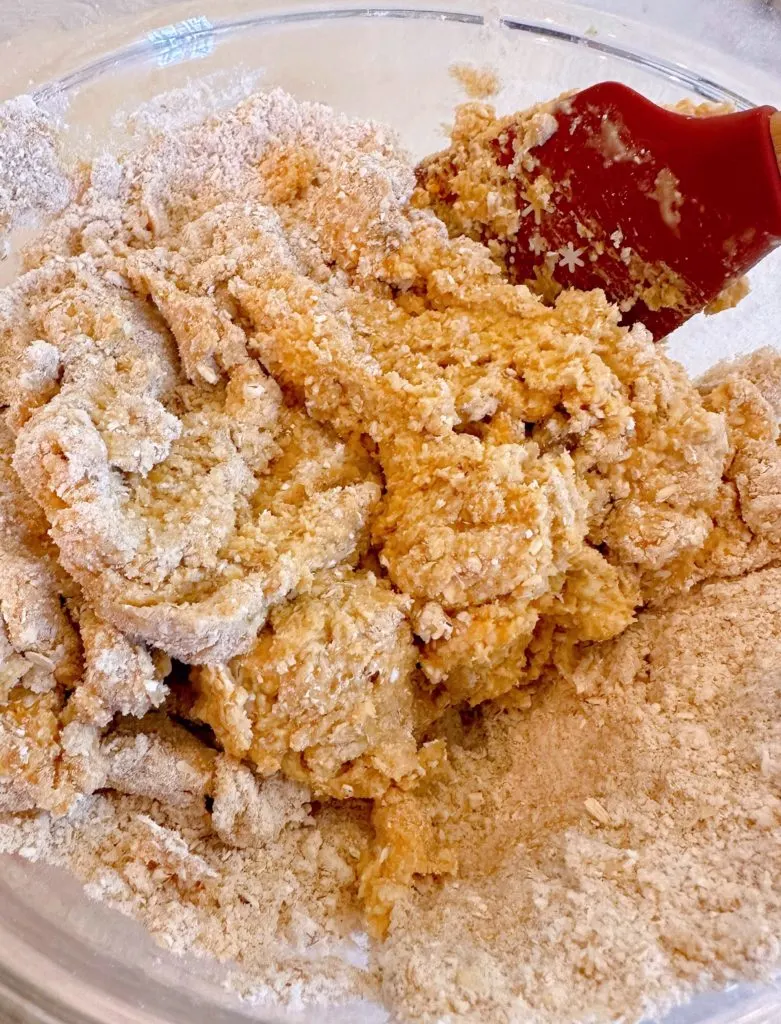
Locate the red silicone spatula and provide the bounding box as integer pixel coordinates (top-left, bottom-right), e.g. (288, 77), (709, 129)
(420, 82), (781, 339)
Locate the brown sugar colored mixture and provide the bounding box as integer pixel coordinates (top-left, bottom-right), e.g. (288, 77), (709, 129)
(0, 88), (780, 1024)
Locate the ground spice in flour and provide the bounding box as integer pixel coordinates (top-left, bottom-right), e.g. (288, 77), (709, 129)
(0, 84), (779, 1024)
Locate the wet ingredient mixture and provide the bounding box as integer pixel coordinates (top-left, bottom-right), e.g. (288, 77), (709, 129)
(0, 87), (780, 1024)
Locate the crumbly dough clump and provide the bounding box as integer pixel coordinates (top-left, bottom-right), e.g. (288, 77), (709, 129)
(1, 87), (780, 1024)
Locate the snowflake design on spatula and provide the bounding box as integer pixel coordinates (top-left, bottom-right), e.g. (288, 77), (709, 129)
(558, 243), (585, 272)
(529, 234), (548, 255)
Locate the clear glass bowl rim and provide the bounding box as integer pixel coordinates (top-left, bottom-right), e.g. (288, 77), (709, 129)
(34, 3), (762, 109)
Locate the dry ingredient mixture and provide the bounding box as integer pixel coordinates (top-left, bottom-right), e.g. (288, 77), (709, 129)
(0, 86), (779, 1024)
(0, 95), (72, 257)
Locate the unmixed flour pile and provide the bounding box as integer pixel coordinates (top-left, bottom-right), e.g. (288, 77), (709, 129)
(0, 86), (780, 1024)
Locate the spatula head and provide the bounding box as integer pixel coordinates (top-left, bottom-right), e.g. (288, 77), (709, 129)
(418, 83), (781, 339)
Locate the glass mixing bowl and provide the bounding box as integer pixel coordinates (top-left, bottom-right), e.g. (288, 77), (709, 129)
(0, 2), (780, 1022)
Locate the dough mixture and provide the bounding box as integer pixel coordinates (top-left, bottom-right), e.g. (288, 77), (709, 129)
(0, 87), (779, 1023)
